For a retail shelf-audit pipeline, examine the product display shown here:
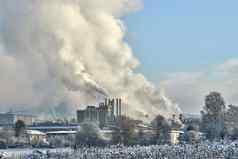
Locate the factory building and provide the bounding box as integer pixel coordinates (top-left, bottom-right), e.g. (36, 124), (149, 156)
(0, 112), (36, 126)
(85, 106), (99, 122)
(77, 98), (122, 128)
(77, 110), (85, 123)
(98, 102), (109, 128)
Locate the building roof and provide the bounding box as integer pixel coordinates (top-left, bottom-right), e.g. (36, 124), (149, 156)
(137, 123), (153, 129)
(46, 131), (77, 134)
(101, 129), (114, 133)
(169, 130), (184, 134)
(26, 130), (46, 135)
(28, 125), (80, 130)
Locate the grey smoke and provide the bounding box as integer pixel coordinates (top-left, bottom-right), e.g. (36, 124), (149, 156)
(0, 0), (180, 120)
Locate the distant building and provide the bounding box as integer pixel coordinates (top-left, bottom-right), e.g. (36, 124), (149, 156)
(98, 103), (109, 128)
(184, 114), (201, 124)
(77, 98), (122, 128)
(77, 110), (85, 123)
(26, 130), (47, 145)
(169, 130), (184, 144)
(85, 106), (98, 122)
(183, 114), (201, 130)
(46, 131), (77, 136)
(0, 112), (36, 126)
(28, 123), (80, 133)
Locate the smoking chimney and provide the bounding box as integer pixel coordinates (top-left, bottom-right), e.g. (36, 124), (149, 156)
(116, 98), (119, 117)
(119, 98), (122, 116)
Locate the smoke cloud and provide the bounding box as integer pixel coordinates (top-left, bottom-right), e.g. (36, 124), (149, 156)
(161, 58), (238, 114)
(0, 0), (180, 120)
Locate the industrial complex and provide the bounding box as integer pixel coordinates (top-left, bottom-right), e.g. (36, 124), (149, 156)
(0, 98), (187, 146)
(0, 98), (125, 146)
(77, 98), (122, 128)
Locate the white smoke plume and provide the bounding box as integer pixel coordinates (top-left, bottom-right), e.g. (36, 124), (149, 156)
(0, 0), (180, 120)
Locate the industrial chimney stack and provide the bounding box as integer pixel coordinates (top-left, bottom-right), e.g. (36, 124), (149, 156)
(104, 98), (122, 117)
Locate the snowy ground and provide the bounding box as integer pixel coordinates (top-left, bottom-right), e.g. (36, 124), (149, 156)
(4, 141), (238, 159)
(0, 148), (73, 159)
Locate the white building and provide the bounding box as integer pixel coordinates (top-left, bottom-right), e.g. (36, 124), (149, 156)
(26, 130), (47, 145)
(169, 130), (184, 144)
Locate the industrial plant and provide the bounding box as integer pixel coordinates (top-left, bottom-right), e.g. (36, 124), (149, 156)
(77, 98), (122, 128)
(0, 98), (125, 148)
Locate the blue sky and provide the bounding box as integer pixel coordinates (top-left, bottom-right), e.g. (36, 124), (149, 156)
(124, 0), (238, 83)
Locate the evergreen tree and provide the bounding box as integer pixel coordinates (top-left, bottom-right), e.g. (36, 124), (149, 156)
(14, 120), (26, 138)
(225, 105), (238, 139)
(200, 92), (226, 140)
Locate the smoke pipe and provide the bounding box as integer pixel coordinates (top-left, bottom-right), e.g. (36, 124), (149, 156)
(109, 99), (114, 117)
(116, 98), (119, 117)
(105, 98), (108, 107)
(119, 98), (122, 116)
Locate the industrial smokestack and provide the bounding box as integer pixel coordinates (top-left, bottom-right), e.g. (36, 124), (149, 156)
(116, 98), (118, 117)
(104, 98), (108, 107)
(119, 98), (122, 116)
(110, 99), (115, 117)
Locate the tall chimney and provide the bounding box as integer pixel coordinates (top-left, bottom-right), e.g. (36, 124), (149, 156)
(116, 98), (119, 117)
(104, 98), (108, 107)
(119, 98), (122, 116)
(109, 99), (114, 117)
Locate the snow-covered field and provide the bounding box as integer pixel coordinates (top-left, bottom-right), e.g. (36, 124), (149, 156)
(0, 148), (73, 159)
(5, 141), (238, 159)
